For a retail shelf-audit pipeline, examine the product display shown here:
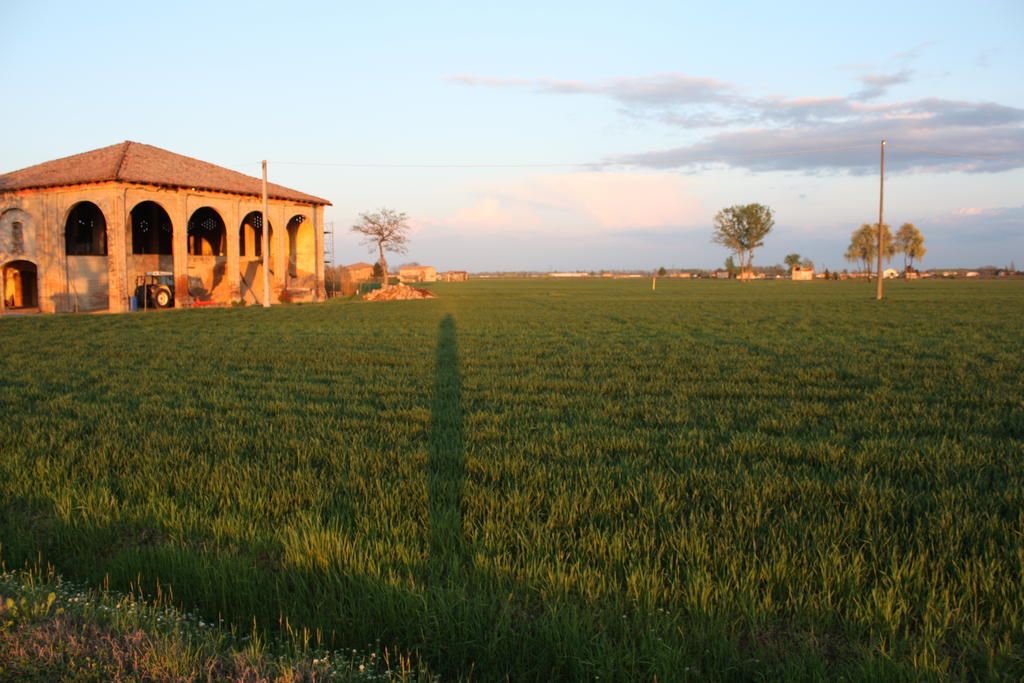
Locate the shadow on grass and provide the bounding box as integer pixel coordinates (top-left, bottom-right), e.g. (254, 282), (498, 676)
(427, 314), (470, 584)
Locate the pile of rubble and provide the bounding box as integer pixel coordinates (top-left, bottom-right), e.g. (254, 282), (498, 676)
(362, 284), (437, 301)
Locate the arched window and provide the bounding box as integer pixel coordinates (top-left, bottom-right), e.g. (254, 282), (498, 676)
(131, 201), (173, 254)
(286, 214), (314, 277)
(239, 211), (272, 258)
(65, 202), (107, 255)
(188, 207), (226, 256)
(11, 222), (24, 255)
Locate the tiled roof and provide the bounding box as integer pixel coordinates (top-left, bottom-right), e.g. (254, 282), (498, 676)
(342, 262), (374, 270)
(0, 141), (330, 205)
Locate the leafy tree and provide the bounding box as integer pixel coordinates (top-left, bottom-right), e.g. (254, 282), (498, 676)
(784, 253), (801, 270)
(724, 255), (739, 278)
(657, 266), (667, 277)
(712, 204), (774, 279)
(351, 208), (411, 288)
(371, 262), (384, 278)
(845, 223), (894, 278)
(801, 258), (814, 270)
(894, 222), (926, 270)
(845, 225), (873, 275)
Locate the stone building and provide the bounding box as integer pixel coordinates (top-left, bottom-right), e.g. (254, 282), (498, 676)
(0, 141), (330, 313)
(398, 265), (437, 283)
(791, 265), (815, 281)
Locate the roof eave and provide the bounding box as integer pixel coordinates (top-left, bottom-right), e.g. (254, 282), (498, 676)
(1, 179), (331, 206)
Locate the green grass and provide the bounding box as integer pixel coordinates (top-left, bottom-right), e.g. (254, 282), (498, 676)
(1, 279), (1022, 680)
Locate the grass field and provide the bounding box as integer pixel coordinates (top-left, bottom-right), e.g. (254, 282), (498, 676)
(1, 279), (1022, 680)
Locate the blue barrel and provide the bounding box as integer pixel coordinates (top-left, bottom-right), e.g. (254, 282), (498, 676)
(129, 295), (138, 312)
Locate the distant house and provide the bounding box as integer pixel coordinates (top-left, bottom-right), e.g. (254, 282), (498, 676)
(341, 262), (374, 282)
(883, 268), (900, 279)
(399, 265), (437, 282)
(441, 270), (468, 282)
(548, 272), (588, 278)
(791, 265), (815, 281)
(713, 270), (730, 279)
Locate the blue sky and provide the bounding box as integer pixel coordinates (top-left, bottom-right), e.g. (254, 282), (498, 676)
(2, 0), (1022, 271)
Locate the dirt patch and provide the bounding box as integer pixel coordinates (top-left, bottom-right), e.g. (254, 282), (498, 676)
(362, 285), (437, 301)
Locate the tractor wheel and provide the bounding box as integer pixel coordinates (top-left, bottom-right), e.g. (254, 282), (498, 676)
(154, 288), (173, 308)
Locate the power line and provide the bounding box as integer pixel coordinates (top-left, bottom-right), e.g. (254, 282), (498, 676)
(889, 144), (1024, 163)
(263, 144), (879, 169)
(255, 142), (1024, 169)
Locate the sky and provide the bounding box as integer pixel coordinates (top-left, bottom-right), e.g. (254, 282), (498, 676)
(2, 0), (1022, 271)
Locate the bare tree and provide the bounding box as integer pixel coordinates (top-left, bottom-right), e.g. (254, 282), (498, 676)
(712, 204), (774, 279)
(351, 208), (411, 289)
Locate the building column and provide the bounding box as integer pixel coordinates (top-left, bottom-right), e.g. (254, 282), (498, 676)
(173, 197), (188, 308)
(38, 196), (58, 313)
(314, 205), (325, 301)
(272, 204), (286, 300)
(226, 201), (241, 302)
(107, 189), (129, 312)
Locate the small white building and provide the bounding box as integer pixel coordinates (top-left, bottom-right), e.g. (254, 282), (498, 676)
(791, 266), (815, 281)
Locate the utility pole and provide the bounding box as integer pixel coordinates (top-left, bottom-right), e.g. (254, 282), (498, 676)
(876, 140), (886, 301)
(261, 160), (271, 308)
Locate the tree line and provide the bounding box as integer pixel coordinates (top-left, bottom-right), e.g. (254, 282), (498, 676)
(844, 222), (926, 276)
(711, 203), (927, 278)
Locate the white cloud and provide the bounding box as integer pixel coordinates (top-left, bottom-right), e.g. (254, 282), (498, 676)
(429, 172), (704, 236)
(851, 70), (913, 101)
(447, 73), (738, 107)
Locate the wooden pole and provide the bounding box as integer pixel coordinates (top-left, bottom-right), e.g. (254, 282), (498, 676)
(876, 140), (886, 300)
(261, 160), (271, 308)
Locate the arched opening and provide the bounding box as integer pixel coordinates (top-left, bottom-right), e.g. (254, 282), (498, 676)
(187, 207), (228, 302)
(2, 260), (38, 310)
(63, 202), (109, 311)
(188, 207), (225, 256)
(239, 211), (273, 304)
(64, 202), (107, 255)
(131, 201), (173, 254)
(128, 201), (175, 309)
(286, 214), (315, 280)
(239, 211), (272, 258)
(189, 206), (229, 301)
